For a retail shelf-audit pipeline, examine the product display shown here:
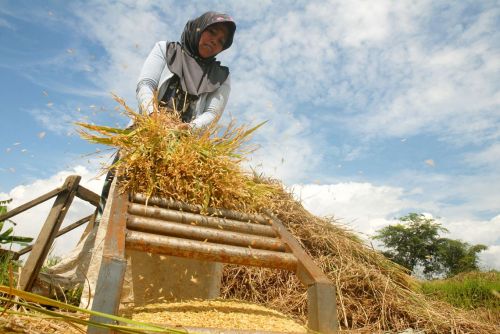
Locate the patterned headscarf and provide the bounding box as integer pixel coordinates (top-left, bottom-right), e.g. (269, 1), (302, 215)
(164, 12), (236, 96)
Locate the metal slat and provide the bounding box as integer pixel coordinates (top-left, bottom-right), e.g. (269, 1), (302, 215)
(127, 215), (287, 252)
(128, 203), (277, 238)
(131, 193), (269, 224)
(125, 230), (298, 271)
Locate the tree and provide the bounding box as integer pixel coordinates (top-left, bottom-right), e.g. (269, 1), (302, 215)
(437, 238), (487, 277)
(373, 213), (487, 278)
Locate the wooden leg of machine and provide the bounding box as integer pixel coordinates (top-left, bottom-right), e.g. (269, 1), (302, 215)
(87, 179), (128, 334)
(307, 282), (338, 334)
(87, 256), (127, 334)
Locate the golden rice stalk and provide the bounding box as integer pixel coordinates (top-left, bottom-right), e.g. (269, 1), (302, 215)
(76, 95), (277, 213)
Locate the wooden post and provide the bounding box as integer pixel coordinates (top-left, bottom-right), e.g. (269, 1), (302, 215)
(264, 210), (339, 333)
(18, 175), (81, 291)
(88, 181), (128, 334)
(308, 282), (338, 334)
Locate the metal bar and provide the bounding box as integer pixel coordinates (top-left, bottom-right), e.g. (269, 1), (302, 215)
(18, 214), (93, 256)
(307, 282), (338, 334)
(76, 185), (100, 207)
(127, 215), (287, 252)
(0, 187), (64, 222)
(131, 193), (269, 224)
(125, 230), (298, 271)
(128, 203), (277, 238)
(263, 210), (331, 285)
(18, 175), (81, 291)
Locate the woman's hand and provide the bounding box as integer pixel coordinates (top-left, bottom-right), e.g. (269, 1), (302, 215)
(177, 123), (191, 131)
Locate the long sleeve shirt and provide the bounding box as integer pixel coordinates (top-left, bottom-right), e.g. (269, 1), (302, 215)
(136, 41), (231, 129)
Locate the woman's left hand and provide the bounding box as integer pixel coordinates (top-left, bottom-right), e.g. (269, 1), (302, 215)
(177, 123), (191, 131)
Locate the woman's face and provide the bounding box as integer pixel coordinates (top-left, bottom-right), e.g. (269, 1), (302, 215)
(198, 23), (229, 58)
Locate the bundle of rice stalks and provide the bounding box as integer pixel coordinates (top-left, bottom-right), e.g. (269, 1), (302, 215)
(77, 95), (277, 212)
(221, 182), (498, 333)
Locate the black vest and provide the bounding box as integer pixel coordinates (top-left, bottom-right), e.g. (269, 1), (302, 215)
(160, 75), (199, 122)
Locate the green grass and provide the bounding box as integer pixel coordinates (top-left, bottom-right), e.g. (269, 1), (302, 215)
(421, 271), (500, 310)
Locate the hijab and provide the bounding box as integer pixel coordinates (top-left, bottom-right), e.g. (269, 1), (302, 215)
(164, 12), (236, 97)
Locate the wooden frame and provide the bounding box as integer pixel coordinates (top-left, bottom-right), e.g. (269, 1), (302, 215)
(0, 175), (100, 292)
(89, 187), (338, 334)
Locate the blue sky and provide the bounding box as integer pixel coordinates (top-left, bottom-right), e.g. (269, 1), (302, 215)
(1, 1), (499, 269)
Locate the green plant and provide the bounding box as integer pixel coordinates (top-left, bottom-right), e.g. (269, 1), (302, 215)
(0, 199), (33, 285)
(421, 271), (500, 310)
(373, 213), (487, 278)
(0, 199), (33, 247)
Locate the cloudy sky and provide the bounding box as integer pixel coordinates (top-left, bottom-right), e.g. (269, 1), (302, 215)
(1, 1), (499, 269)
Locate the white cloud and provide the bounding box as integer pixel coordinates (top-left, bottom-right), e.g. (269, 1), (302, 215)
(0, 17), (15, 30)
(440, 215), (500, 246)
(464, 142), (500, 168)
(344, 4), (500, 145)
(292, 182), (414, 234)
(292, 181), (500, 269)
(480, 245), (500, 270)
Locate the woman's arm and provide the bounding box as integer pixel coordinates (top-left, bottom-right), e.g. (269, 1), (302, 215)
(136, 41), (169, 114)
(191, 76), (231, 129)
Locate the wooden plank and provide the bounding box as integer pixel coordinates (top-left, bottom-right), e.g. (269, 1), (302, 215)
(102, 187), (128, 259)
(18, 175), (81, 291)
(307, 282), (338, 334)
(0, 187), (64, 222)
(263, 210), (330, 285)
(88, 178), (128, 334)
(17, 214), (93, 256)
(76, 185), (100, 207)
(87, 255), (127, 334)
(128, 203), (276, 238)
(125, 230), (298, 271)
(131, 193), (269, 224)
(79, 208), (98, 243)
(127, 215), (287, 252)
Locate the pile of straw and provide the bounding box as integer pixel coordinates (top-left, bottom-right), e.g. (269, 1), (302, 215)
(78, 98), (497, 333)
(222, 185), (498, 333)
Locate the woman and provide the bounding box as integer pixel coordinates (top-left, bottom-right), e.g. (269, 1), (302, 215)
(136, 11), (236, 129)
(97, 12), (236, 218)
